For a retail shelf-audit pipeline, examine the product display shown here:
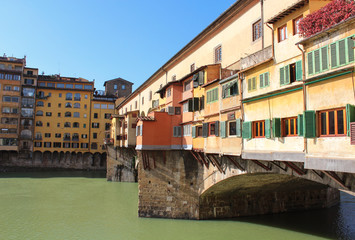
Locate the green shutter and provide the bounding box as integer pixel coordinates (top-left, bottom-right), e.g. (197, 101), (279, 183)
(285, 65), (290, 84)
(221, 121), (227, 138)
(192, 126), (196, 138)
(248, 78), (251, 91)
(295, 60), (302, 81)
(346, 104), (355, 136)
(303, 110), (316, 138)
(236, 118), (241, 137)
(235, 81), (239, 95)
(297, 114), (304, 136)
(215, 121), (220, 137)
(308, 52), (313, 75)
(193, 98), (199, 111)
(252, 77), (256, 90)
(260, 74), (264, 88)
(242, 121), (252, 139)
(314, 49), (321, 73)
(348, 36), (354, 63)
(339, 39), (346, 65)
(222, 85), (226, 99)
(265, 119), (271, 139)
(330, 43), (338, 68)
(272, 118), (281, 137)
(280, 67), (285, 85)
(321, 46), (329, 71)
(264, 72), (269, 86)
(202, 123), (208, 138)
(198, 71), (204, 85)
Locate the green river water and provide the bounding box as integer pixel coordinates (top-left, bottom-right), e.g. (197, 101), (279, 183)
(0, 171), (354, 240)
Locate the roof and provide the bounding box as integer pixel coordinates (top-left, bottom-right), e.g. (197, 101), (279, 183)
(38, 75), (92, 83)
(103, 77), (133, 86)
(201, 78), (220, 88)
(137, 116), (155, 121)
(267, 0), (308, 24)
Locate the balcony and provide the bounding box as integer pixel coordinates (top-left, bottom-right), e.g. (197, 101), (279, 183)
(36, 94), (50, 99)
(104, 138), (114, 145)
(74, 97), (81, 101)
(72, 137), (79, 141)
(63, 137), (71, 141)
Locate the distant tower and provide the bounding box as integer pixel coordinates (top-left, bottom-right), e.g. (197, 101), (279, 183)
(103, 77), (133, 98)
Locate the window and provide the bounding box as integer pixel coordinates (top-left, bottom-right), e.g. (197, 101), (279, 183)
(108, 104), (114, 109)
(209, 122), (216, 136)
(74, 103), (80, 108)
(64, 122), (71, 128)
(197, 126), (203, 137)
(105, 123), (111, 130)
(183, 102), (189, 113)
(222, 81), (238, 99)
(94, 103), (101, 109)
(57, 83), (65, 88)
(183, 124), (191, 136)
(135, 101), (138, 109)
(149, 90), (152, 101)
(46, 112), (52, 117)
(34, 142), (42, 147)
(214, 45), (222, 63)
(53, 142), (61, 148)
(91, 142), (98, 149)
(247, 77), (256, 92)
(74, 93), (81, 101)
(206, 88), (218, 103)
(4, 85), (11, 91)
(83, 124), (86, 128)
(280, 61), (302, 85)
(293, 16), (303, 35)
(81, 143), (88, 148)
(94, 113), (98, 118)
(65, 112), (71, 117)
(330, 36), (354, 69)
(36, 111), (43, 116)
(57, 123), (60, 127)
(122, 85), (126, 90)
(66, 93), (72, 100)
(253, 120), (265, 138)
(47, 83), (55, 87)
(84, 85), (92, 90)
(101, 104), (107, 109)
(173, 126), (182, 137)
(73, 122), (79, 128)
(319, 108), (346, 137)
(104, 113), (111, 119)
(75, 84), (83, 89)
(190, 63), (195, 72)
(308, 46), (329, 75)
(141, 97), (144, 105)
(167, 88), (171, 97)
(45, 133), (51, 138)
(253, 20), (262, 41)
(37, 101), (44, 107)
(172, 75), (176, 81)
(47, 122), (50, 127)
(66, 84), (73, 89)
(64, 133), (71, 140)
(229, 121), (237, 136)
(36, 121), (43, 127)
(44, 142), (51, 148)
(259, 72), (270, 88)
(85, 95), (88, 99)
(72, 133), (79, 141)
(92, 123), (99, 128)
(175, 107), (181, 115)
(63, 143), (70, 148)
(114, 84), (117, 90)
(58, 113), (61, 117)
(184, 80), (191, 91)
(73, 112), (79, 118)
(282, 117), (298, 137)
(82, 134), (87, 139)
(278, 24), (287, 42)
(65, 102), (72, 108)
(24, 78), (34, 85)
(72, 143), (79, 148)
(93, 133), (97, 139)
(48, 103), (51, 107)
(55, 133), (61, 138)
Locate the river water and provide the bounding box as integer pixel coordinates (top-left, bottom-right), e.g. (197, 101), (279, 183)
(0, 171), (354, 240)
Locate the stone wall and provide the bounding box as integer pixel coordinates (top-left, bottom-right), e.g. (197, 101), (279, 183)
(106, 145), (137, 182)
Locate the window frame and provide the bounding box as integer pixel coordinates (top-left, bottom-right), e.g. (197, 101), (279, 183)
(282, 117), (298, 137)
(253, 120), (265, 138)
(252, 20), (262, 41)
(278, 24), (287, 42)
(209, 122), (216, 136)
(293, 15), (303, 35)
(214, 45), (222, 63)
(318, 107), (346, 137)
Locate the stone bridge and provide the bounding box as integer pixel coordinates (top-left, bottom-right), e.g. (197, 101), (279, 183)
(135, 150), (355, 220)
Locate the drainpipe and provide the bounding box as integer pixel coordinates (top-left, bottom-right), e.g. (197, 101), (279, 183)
(297, 44), (307, 154)
(239, 72), (245, 157)
(266, 23), (274, 57)
(260, 0), (264, 49)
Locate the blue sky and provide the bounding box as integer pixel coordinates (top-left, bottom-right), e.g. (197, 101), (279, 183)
(1, 0), (236, 91)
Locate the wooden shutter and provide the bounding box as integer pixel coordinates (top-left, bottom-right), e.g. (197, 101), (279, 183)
(242, 121), (252, 139)
(252, 77), (256, 90)
(188, 99), (193, 112)
(307, 52), (314, 75)
(136, 126), (139, 136)
(222, 85), (226, 99)
(235, 81), (239, 95)
(272, 118), (281, 137)
(346, 104), (355, 136)
(192, 126), (196, 138)
(202, 123), (208, 138)
(321, 46), (329, 71)
(295, 60), (302, 81)
(284, 65), (290, 84)
(350, 122), (355, 145)
(193, 98), (199, 111)
(173, 127), (177, 137)
(348, 36), (354, 63)
(177, 126), (182, 137)
(236, 118), (241, 137)
(198, 71), (205, 85)
(140, 124), (143, 136)
(259, 74), (264, 88)
(265, 119), (271, 139)
(221, 121), (227, 138)
(168, 106), (174, 115)
(279, 67), (285, 85)
(248, 78), (251, 91)
(330, 43), (338, 68)
(303, 110), (316, 138)
(338, 39), (346, 65)
(264, 72), (269, 86)
(314, 49), (321, 73)
(200, 96), (205, 110)
(297, 114), (304, 136)
(215, 121), (220, 137)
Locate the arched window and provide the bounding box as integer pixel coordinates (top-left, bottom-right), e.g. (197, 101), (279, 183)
(64, 122), (71, 128)
(36, 110), (43, 116)
(74, 93), (81, 101)
(73, 122), (79, 128)
(65, 112), (71, 117)
(65, 102), (72, 108)
(66, 93), (72, 100)
(36, 101), (44, 107)
(38, 91), (45, 98)
(73, 112), (80, 118)
(73, 103), (80, 108)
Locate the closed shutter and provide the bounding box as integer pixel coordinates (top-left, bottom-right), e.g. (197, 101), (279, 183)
(202, 123), (209, 138)
(252, 77), (256, 90)
(265, 119), (271, 139)
(272, 118), (281, 137)
(136, 126), (139, 136)
(140, 124), (143, 136)
(173, 127), (177, 137)
(177, 126), (182, 137)
(295, 60), (302, 81)
(314, 49), (321, 73)
(330, 43), (338, 68)
(242, 121), (252, 139)
(321, 46), (329, 71)
(236, 118), (241, 137)
(280, 67), (285, 85)
(297, 114), (304, 136)
(348, 36), (354, 63)
(222, 85), (226, 99)
(260, 74), (264, 88)
(200, 96), (205, 110)
(248, 78), (252, 91)
(308, 52), (314, 75)
(339, 39), (346, 65)
(215, 121), (220, 137)
(351, 123), (355, 145)
(188, 99), (193, 112)
(193, 98), (199, 111)
(346, 104), (355, 136)
(192, 126), (196, 138)
(304, 110), (316, 138)
(235, 81), (239, 95)
(264, 72), (269, 86)
(168, 106), (174, 115)
(284, 65), (290, 84)
(221, 121), (227, 138)
(198, 71), (204, 85)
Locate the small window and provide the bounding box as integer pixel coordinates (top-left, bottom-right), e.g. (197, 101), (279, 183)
(46, 112), (52, 117)
(184, 80), (191, 91)
(197, 126), (203, 137)
(206, 88), (218, 103)
(66, 93), (72, 100)
(253, 20), (262, 41)
(229, 121), (236, 136)
(73, 122), (79, 128)
(122, 85), (126, 90)
(183, 124), (191, 136)
(167, 88), (171, 97)
(209, 122), (216, 136)
(114, 84), (117, 90)
(65, 103), (72, 108)
(142, 97), (144, 105)
(172, 75), (176, 81)
(282, 117), (298, 137)
(93, 133), (97, 139)
(190, 63), (195, 72)
(253, 120), (265, 138)
(94, 113), (98, 118)
(73, 112), (80, 118)
(278, 24), (287, 42)
(319, 108), (346, 137)
(293, 16), (303, 35)
(214, 45), (222, 63)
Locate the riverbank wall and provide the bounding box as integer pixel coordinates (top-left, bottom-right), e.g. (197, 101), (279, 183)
(106, 145), (137, 182)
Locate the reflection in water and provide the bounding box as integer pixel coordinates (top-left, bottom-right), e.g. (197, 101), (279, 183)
(0, 171), (354, 240)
